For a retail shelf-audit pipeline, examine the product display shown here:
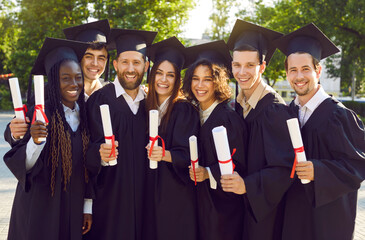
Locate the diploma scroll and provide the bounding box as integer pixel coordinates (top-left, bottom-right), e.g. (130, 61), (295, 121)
(149, 110), (159, 169)
(100, 104), (117, 166)
(212, 126), (234, 175)
(286, 118), (310, 184)
(189, 135), (199, 185)
(34, 75), (47, 142)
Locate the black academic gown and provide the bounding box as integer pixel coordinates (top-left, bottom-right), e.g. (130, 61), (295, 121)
(236, 92), (294, 240)
(282, 97), (365, 240)
(144, 101), (200, 240)
(4, 108), (86, 240)
(84, 83), (148, 240)
(196, 101), (247, 240)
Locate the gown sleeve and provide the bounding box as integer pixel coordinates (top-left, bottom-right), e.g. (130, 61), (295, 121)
(310, 107), (365, 207)
(243, 104), (295, 222)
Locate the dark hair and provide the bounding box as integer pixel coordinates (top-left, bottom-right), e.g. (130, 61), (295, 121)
(182, 59), (232, 104)
(146, 60), (185, 133)
(284, 52), (320, 72)
(44, 59), (89, 196)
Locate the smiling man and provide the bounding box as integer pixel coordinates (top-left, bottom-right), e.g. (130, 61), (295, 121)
(276, 23), (365, 240)
(84, 28), (157, 240)
(220, 19), (295, 240)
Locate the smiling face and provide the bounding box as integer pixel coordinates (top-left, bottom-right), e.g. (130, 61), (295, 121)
(81, 47), (108, 82)
(191, 64), (216, 110)
(154, 60), (176, 104)
(59, 60), (83, 109)
(113, 51), (149, 90)
(286, 52), (321, 105)
(232, 50), (265, 98)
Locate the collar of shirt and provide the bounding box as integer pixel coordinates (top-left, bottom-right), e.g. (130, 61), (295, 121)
(62, 102), (80, 132)
(199, 100), (219, 125)
(294, 85), (329, 111)
(157, 96), (171, 126)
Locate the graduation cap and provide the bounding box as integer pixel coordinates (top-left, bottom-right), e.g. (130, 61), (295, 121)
(148, 37), (186, 71)
(31, 37), (89, 76)
(63, 19), (110, 43)
(227, 19), (283, 65)
(185, 40), (232, 73)
(108, 28), (157, 56)
(274, 23), (340, 60)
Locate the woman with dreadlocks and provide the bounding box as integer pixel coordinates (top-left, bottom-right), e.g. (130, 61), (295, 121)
(143, 37), (200, 240)
(4, 37), (91, 240)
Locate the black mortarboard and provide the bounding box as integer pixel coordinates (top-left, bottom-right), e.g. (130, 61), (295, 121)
(148, 37), (186, 71)
(31, 37), (89, 76)
(185, 40), (232, 72)
(63, 19), (110, 43)
(108, 28), (157, 56)
(227, 19), (283, 65)
(274, 23), (340, 60)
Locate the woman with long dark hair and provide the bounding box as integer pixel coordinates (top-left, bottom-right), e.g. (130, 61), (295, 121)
(4, 38), (91, 240)
(144, 37), (199, 240)
(182, 40), (247, 240)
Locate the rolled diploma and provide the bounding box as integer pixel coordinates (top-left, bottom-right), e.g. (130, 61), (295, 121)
(189, 135), (199, 169)
(100, 104), (117, 166)
(9, 78), (25, 121)
(149, 110), (158, 169)
(212, 126), (233, 175)
(34, 75), (46, 141)
(286, 118), (310, 184)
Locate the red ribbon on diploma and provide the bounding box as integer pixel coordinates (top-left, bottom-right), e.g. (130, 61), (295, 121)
(105, 135), (116, 158)
(191, 159), (199, 186)
(31, 104), (49, 124)
(290, 146), (305, 178)
(149, 135), (165, 157)
(14, 104), (28, 120)
(218, 148), (237, 173)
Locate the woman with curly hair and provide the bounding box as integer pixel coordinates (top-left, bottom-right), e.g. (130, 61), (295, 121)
(4, 38), (91, 240)
(182, 40), (247, 240)
(144, 37), (199, 240)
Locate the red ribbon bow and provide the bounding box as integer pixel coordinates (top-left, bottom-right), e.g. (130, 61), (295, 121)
(14, 104), (28, 120)
(218, 148), (237, 173)
(105, 135), (116, 158)
(31, 104), (49, 124)
(290, 146), (305, 178)
(191, 159), (199, 186)
(149, 135), (165, 157)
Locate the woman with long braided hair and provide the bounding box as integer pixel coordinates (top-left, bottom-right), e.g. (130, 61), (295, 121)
(4, 38), (91, 240)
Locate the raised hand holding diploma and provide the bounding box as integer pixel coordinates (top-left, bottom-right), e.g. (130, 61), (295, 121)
(100, 104), (117, 166)
(9, 77), (28, 139)
(189, 135), (199, 185)
(32, 75), (48, 142)
(286, 118), (311, 184)
(212, 126), (235, 175)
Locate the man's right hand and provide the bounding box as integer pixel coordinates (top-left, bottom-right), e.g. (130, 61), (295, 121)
(10, 117), (30, 139)
(99, 141), (119, 162)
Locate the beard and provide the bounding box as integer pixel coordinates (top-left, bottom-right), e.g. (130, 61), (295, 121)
(117, 69), (144, 90)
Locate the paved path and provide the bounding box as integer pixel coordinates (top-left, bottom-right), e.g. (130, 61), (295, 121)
(0, 112), (364, 239)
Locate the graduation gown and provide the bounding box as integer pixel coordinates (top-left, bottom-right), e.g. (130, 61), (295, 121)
(196, 101), (247, 240)
(84, 83), (148, 240)
(3, 108), (86, 240)
(236, 93), (294, 240)
(144, 101), (199, 240)
(282, 97), (365, 240)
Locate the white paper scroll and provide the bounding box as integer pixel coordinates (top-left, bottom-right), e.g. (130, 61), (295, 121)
(212, 126), (234, 175)
(287, 118), (310, 184)
(34, 75), (46, 142)
(100, 104), (117, 166)
(149, 110), (159, 169)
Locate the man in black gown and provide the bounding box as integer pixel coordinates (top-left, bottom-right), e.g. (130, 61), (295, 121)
(84, 29), (157, 240)
(220, 19), (295, 240)
(275, 23), (365, 240)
